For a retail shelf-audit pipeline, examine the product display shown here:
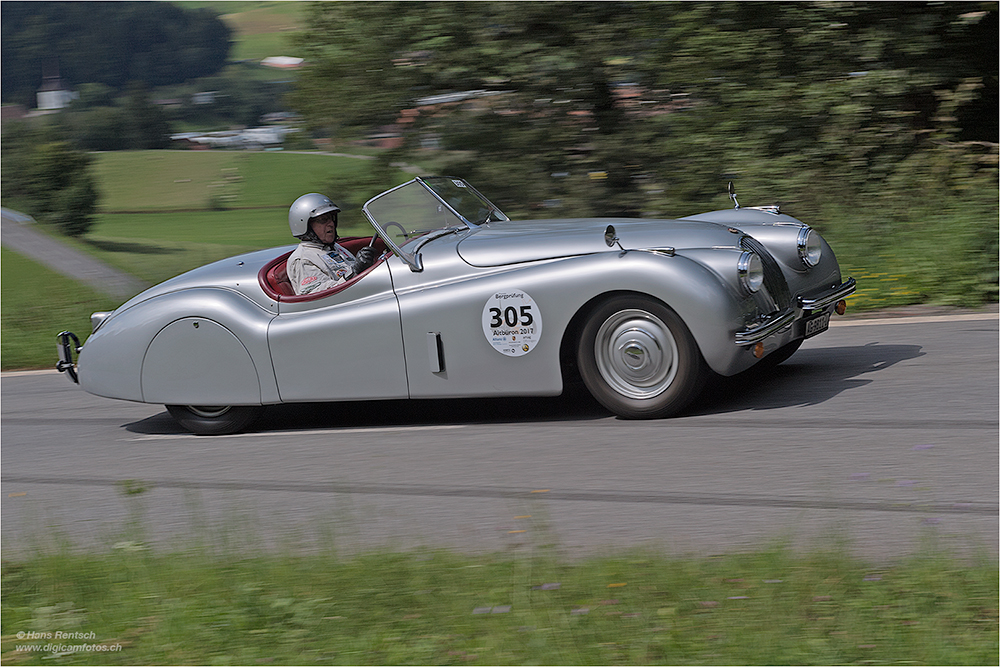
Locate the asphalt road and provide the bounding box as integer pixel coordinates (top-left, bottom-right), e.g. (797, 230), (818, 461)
(2, 314), (997, 562)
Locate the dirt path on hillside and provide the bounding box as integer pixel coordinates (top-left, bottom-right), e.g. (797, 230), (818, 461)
(1, 209), (147, 301)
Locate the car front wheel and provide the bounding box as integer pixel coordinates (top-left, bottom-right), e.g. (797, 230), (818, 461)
(166, 405), (264, 435)
(578, 296), (707, 419)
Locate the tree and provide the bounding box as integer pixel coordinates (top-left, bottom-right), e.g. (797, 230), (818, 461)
(122, 82), (171, 150)
(1, 2), (231, 106)
(290, 2), (996, 219)
(1, 122), (100, 237)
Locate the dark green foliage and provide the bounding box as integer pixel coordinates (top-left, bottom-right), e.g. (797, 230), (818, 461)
(1, 122), (100, 236)
(57, 82), (172, 152)
(120, 82), (172, 150)
(0, 1), (231, 106)
(291, 2), (997, 307)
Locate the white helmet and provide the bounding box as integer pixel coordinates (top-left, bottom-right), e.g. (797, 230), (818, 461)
(288, 193), (341, 237)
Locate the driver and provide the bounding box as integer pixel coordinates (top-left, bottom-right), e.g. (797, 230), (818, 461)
(286, 193), (377, 295)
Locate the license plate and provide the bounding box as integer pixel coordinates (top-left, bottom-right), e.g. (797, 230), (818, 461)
(804, 312), (831, 338)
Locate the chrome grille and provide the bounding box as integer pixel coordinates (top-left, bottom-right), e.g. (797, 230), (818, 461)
(740, 235), (791, 310)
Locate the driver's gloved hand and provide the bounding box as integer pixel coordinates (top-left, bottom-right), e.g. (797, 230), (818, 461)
(353, 246), (377, 273)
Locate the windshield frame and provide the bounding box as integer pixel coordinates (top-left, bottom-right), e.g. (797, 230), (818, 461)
(362, 176), (507, 272)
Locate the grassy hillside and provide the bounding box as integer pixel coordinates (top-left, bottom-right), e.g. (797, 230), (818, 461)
(77, 151), (405, 282)
(174, 1), (305, 61)
(1, 249), (120, 370)
(92, 151), (388, 213)
(1, 150), (409, 369)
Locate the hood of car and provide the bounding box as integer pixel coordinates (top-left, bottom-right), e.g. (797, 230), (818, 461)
(457, 217), (743, 267)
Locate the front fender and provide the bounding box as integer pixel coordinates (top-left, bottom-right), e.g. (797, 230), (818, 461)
(579, 250), (752, 375)
(78, 288), (278, 404)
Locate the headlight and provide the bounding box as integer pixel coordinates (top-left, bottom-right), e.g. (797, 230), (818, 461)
(738, 252), (764, 293)
(797, 227), (822, 267)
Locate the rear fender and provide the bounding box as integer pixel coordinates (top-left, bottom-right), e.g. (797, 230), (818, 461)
(78, 288), (278, 404)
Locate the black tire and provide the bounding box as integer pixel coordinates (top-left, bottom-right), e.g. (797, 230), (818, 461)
(577, 296), (707, 419)
(166, 405), (264, 435)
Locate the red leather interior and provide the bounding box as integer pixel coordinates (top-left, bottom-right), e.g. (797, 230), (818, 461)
(257, 236), (386, 302)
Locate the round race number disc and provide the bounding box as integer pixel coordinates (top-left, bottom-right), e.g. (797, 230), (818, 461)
(481, 291), (543, 357)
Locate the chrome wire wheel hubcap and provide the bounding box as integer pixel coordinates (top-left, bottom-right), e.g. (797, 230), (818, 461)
(594, 309), (678, 399)
(188, 406), (232, 418)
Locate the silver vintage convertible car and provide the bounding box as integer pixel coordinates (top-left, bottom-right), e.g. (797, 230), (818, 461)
(58, 177), (855, 434)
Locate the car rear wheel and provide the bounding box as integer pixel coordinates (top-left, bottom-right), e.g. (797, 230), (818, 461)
(166, 405), (264, 435)
(578, 296), (707, 419)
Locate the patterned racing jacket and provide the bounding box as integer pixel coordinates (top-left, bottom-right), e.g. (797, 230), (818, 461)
(287, 240), (358, 295)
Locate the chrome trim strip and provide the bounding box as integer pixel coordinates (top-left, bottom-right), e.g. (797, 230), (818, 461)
(735, 310), (796, 345)
(798, 277), (857, 311)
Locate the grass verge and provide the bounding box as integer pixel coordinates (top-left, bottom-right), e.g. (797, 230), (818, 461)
(2, 539), (996, 665)
(0, 248), (120, 370)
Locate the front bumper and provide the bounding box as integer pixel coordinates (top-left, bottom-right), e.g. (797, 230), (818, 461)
(735, 277), (856, 346)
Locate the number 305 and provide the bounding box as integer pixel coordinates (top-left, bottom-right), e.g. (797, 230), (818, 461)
(489, 305), (534, 328)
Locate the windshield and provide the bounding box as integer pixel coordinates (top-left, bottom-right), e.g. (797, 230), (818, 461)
(363, 177), (507, 271)
(420, 177), (508, 225)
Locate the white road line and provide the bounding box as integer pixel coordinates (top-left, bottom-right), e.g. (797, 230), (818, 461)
(831, 313), (997, 327)
(126, 424), (466, 441)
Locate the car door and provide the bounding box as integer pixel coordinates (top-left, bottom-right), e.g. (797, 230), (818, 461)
(267, 261), (408, 402)
(388, 237), (565, 400)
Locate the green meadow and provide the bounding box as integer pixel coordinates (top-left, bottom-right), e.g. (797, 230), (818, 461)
(0, 249), (121, 370)
(175, 1), (305, 62)
(2, 533), (996, 665)
(91, 150), (389, 213)
(1, 150), (404, 369)
(82, 151), (405, 281)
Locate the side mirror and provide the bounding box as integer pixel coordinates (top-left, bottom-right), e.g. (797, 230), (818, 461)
(604, 224), (618, 248)
(728, 181), (740, 210)
(605, 224), (626, 253)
